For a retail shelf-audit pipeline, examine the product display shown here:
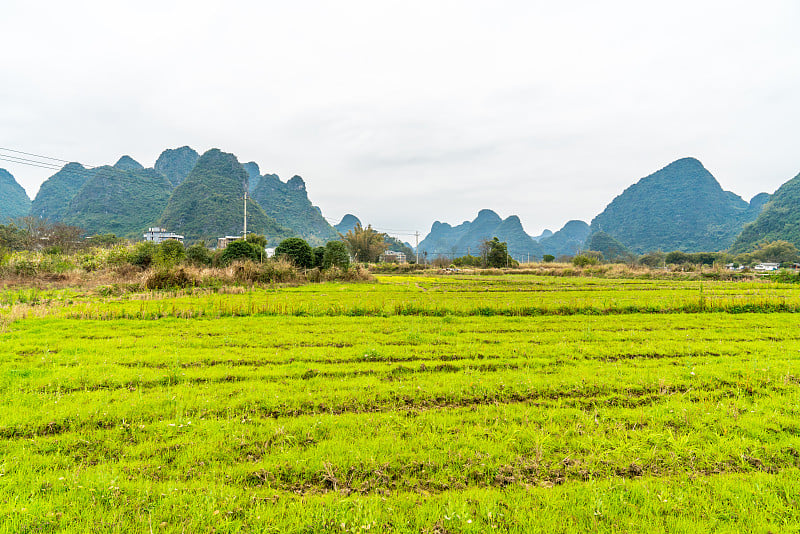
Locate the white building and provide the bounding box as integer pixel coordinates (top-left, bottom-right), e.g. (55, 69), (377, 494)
(143, 227), (184, 244)
(754, 262), (780, 271)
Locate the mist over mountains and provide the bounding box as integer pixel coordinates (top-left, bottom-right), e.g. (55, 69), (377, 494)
(1, 149), (798, 257)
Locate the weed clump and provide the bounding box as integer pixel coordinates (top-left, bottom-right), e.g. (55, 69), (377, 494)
(143, 268), (197, 290)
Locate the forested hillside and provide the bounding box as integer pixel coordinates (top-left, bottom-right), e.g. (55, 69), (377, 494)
(0, 169), (31, 223)
(590, 158), (765, 253)
(159, 149), (290, 244)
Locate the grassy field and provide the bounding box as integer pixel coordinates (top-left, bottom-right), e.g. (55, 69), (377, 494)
(2, 274), (800, 532)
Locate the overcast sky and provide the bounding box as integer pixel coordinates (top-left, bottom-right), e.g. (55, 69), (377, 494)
(1, 1), (798, 238)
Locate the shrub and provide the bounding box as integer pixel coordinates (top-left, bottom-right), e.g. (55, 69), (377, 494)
(154, 240), (186, 268)
(143, 268), (196, 290)
(572, 254), (600, 267)
(105, 244), (133, 266)
(232, 258), (300, 284)
(275, 238), (314, 268)
(186, 243), (213, 266)
(11, 254), (37, 277)
(131, 241), (158, 268)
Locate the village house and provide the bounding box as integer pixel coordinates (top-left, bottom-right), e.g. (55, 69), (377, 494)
(754, 262), (780, 271)
(216, 235), (243, 249)
(143, 227), (184, 244)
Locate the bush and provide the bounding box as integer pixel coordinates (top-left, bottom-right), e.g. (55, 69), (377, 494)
(186, 243), (213, 266)
(322, 241), (350, 269)
(10, 254), (37, 277)
(232, 258), (300, 284)
(143, 268), (196, 290)
(275, 238), (314, 268)
(154, 240), (186, 268)
(220, 240), (259, 266)
(130, 241), (158, 268)
(572, 254), (600, 267)
(105, 244), (133, 266)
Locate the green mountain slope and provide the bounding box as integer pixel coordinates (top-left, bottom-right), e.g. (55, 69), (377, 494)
(586, 231), (632, 261)
(539, 220), (590, 257)
(159, 149), (290, 244)
(243, 162), (262, 193)
(335, 214), (361, 235)
(589, 158), (764, 253)
(730, 172), (800, 252)
(250, 174), (338, 246)
(30, 163), (92, 222)
(113, 155), (145, 172)
(154, 147), (199, 188)
(61, 166), (173, 237)
(0, 169), (31, 223)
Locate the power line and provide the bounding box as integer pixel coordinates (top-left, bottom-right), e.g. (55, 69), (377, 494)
(0, 155), (63, 171)
(0, 147), (73, 163)
(0, 147), (99, 169)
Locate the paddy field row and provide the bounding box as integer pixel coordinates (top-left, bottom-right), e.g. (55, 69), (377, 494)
(1, 275), (799, 532)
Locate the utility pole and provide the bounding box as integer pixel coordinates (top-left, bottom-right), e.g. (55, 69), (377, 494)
(243, 192), (248, 236)
(415, 231), (420, 264)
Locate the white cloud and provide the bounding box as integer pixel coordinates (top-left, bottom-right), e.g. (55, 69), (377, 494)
(1, 0), (798, 236)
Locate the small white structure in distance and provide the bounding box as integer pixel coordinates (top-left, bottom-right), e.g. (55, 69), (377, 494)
(754, 262), (780, 271)
(143, 227), (184, 244)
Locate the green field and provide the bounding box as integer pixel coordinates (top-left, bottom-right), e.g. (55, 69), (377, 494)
(2, 274), (800, 532)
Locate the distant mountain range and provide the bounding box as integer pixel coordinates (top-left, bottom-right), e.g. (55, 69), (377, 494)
(418, 209), (589, 260)
(17, 146), (340, 245)
(2, 151), (799, 257)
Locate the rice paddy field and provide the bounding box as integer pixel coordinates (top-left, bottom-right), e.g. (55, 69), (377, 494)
(2, 274), (800, 532)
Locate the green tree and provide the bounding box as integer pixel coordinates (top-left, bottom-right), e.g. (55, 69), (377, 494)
(484, 237), (509, 268)
(313, 246), (325, 268)
(638, 251), (666, 268)
(322, 240), (350, 269)
(0, 223), (28, 252)
(185, 243), (212, 266)
(86, 233), (122, 247)
(665, 251), (691, 265)
(752, 240), (800, 263)
(343, 224), (387, 263)
(245, 233), (268, 250)
(220, 240), (259, 266)
(275, 237), (314, 268)
(542, 254), (555, 263)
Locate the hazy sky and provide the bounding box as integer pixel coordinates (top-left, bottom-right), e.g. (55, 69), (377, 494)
(1, 1), (798, 238)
